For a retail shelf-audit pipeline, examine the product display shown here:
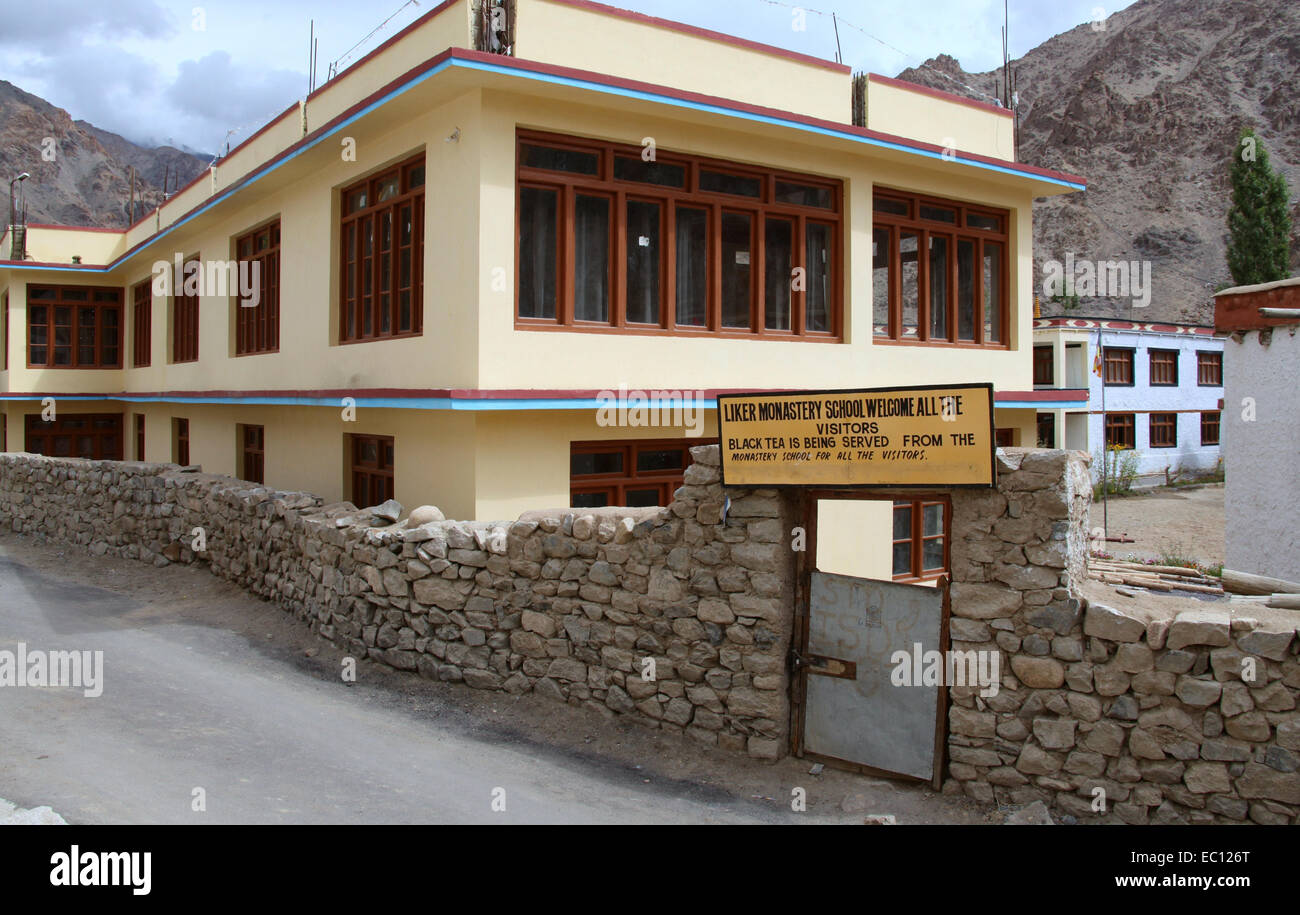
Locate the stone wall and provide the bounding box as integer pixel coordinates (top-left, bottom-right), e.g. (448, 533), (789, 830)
(0, 448), (796, 759)
(944, 449), (1300, 825)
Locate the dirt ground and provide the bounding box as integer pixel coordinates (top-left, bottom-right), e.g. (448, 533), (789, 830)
(0, 530), (997, 825)
(1089, 483), (1224, 568)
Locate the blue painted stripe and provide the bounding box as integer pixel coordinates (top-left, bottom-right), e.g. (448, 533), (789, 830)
(0, 393), (721, 411)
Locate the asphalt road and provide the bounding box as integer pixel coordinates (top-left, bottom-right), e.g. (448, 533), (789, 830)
(0, 544), (803, 825)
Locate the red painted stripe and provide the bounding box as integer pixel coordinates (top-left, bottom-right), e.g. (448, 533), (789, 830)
(996, 390), (1090, 402)
(867, 73), (1012, 119)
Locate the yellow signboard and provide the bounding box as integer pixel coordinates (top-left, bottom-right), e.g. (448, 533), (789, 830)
(718, 384), (995, 488)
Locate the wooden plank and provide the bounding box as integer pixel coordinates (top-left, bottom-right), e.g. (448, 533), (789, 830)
(1222, 569), (1300, 596)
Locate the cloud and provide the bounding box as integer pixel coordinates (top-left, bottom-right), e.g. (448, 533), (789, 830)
(0, 0), (175, 52)
(167, 51), (302, 131)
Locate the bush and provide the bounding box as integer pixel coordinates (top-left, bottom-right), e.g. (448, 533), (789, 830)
(1093, 444), (1139, 496)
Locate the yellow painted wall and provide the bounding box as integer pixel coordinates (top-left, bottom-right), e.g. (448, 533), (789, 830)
(815, 498), (895, 581)
(866, 78), (1015, 161)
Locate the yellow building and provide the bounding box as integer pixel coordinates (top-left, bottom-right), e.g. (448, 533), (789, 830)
(0, 0), (1083, 581)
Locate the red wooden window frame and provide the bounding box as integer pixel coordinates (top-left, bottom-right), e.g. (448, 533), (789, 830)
(994, 428), (1015, 447)
(1148, 348), (1178, 386)
(174, 417), (190, 465)
(1149, 412), (1176, 448)
(172, 257), (200, 363)
(350, 433), (395, 507)
(1197, 350), (1222, 386)
(1032, 345), (1054, 385)
(515, 130), (843, 340)
(134, 413), (145, 460)
(25, 413), (124, 460)
(1105, 412), (1135, 449)
(891, 498), (950, 582)
(26, 285), (123, 368)
(1036, 412), (1056, 448)
(871, 188), (1009, 347)
(339, 155), (425, 344)
(1103, 347), (1134, 385)
(132, 279), (151, 367)
(239, 423), (265, 484)
(235, 221), (281, 355)
(1201, 411), (1220, 446)
(569, 438), (716, 508)
(3, 289), (8, 371)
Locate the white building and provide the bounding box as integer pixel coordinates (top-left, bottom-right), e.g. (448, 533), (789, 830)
(1214, 278), (1300, 580)
(1032, 317), (1224, 487)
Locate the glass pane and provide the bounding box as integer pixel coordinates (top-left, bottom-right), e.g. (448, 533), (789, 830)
(764, 218), (793, 331)
(919, 204), (956, 223)
(805, 222), (832, 333)
(983, 241), (1003, 342)
(571, 451), (623, 476)
(636, 448), (684, 473)
(614, 156), (685, 187)
(922, 503), (943, 536)
(28, 287), (56, 300)
(775, 180), (832, 209)
(922, 538), (945, 571)
(892, 541), (912, 576)
(701, 170), (761, 198)
(407, 164), (425, 188)
(957, 238), (975, 341)
(360, 441), (378, 464)
(518, 187), (558, 320)
(376, 176), (399, 202)
(929, 235), (948, 340)
(62, 289), (88, 301)
(721, 212), (752, 328)
(625, 199), (661, 324)
(522, 144), (599, 175)
(900, 232), (919, 335)
(574, 194), (611, 323)
(572, 491), (610, 508)
(892, 504), (912, 539)
(675, 206), (708, 327)
(625, 488), (661, 508)
(873, 196), (908, 216)
(872, 228), (890, 337)
(347, 188), (367, 213)
(966, 212), (1001, 232)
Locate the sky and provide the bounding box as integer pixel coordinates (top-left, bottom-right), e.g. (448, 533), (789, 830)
(0, 0), (1139, 154)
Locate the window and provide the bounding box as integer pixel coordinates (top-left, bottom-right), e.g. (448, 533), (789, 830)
(350, 434), (395, 507)
(1148, 349), (1178, 386)
(570, 439), (715, 508)
(239, 424), (265, 484)
(235, 221), (280, 355)
(132, 280), (151, 367)
(134, 414), (145, 460)
(2, 290), (8, 370)
(26, 285), (122, 368)
(1105, 413), (1135, 449)
(1197, 351), (1222, 386)
(517, 131), (841, 338)
(25, 413), (123, 460)
(173, 258), (200, 363)
(1149, 412), (1176, 448)
(892, 499), (949, 581)
(872, 189), (1008, 345)
(1201, 411), (1220, 446)
(1103, 347), (1134, 385)
(1036, 412), (1056, 448)
(173, 418), (189, 465)
(340, 155), (424, 343)
(1033, 345), (1054, 385)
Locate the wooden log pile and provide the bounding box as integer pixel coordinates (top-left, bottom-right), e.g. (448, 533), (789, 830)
(1088, 558), (1223, 595)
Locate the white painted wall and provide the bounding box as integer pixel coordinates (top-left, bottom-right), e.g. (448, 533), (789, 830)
(1223, 327), (1300, 579)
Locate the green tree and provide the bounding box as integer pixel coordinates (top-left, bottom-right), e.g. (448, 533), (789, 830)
(1226, 127), (1293, 286)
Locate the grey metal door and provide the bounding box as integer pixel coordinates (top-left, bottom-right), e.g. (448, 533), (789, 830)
(801, 571), (947, 782)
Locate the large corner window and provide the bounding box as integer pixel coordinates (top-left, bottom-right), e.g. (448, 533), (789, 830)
(235, 221), (280, 355)
(517, 131), (841, 338)
(570, 438), (715, 508)
(25, 413), (123, 460)
(27, 285), (122, 368)
(339, 155), (424, 344)
(872, 190), (1008, 346)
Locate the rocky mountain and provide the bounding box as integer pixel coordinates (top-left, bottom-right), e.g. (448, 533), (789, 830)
(898, 0), (1300, 324)
(0, 80), (208, 232)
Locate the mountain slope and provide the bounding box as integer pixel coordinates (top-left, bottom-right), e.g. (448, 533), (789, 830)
(898, 0), (1300, 323)
(0, 80), (207, 231)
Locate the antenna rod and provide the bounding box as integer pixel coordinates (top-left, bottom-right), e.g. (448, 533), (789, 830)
(309, 20), (314, 94)
(832, 12), (843, 65)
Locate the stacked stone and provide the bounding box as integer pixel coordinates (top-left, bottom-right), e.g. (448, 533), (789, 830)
(0, 447), (796, 760)
(943, 449), (1299, 824)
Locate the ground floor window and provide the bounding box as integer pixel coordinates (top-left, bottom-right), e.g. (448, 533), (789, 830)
(892, 498), (949, 582)
(1149, 412), (1176, 448)
(350, 434), (394, 507)
(570, 438), (714, 508)
(134, 414), (145, 461)
(994, 428), (1015, 447)
(239, 424), (265, 484)
(173, 417), (189, 465)
(1201, 411), (1220, 446)
(1104, 413), (1135, 450)
(25, 413), (123, 460)
(1036, 412), (1056, 448)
